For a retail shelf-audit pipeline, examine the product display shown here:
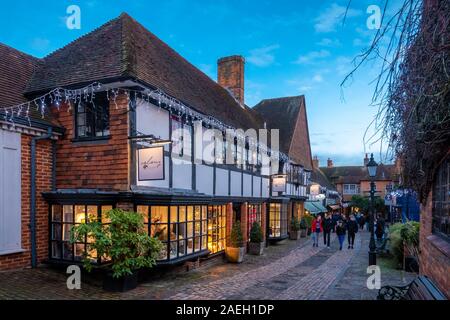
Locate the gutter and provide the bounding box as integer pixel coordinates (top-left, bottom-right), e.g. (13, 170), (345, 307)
(30, 127), (53, 268)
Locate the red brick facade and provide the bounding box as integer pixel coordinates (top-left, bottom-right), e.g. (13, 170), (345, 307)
(52, 95), (130, 191)
(0, 134), (53, 270)
(419, 191), (450, 298)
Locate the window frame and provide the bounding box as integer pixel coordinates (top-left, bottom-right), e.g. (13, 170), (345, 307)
(432, 155), (450, 241)
(74, 93), (110, 141)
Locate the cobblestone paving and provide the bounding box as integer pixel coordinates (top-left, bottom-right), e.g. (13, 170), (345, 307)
(0, 230), (415, 300)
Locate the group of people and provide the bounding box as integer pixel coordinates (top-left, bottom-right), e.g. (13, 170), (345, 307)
(310, 212), (360, 250)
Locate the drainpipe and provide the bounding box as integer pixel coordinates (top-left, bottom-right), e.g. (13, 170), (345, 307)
(30, 127), (53, 268)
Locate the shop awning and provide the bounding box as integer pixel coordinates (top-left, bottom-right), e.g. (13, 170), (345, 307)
(327, 204), (341, 211)
(305, 201), (327, 215)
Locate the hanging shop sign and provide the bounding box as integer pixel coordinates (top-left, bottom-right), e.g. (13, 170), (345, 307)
(138, 146), (165, 181)
(272, 175), (287, 192)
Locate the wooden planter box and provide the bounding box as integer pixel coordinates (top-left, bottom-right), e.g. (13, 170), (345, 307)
(289, 230), (301, 240)
(249, 242), (264, 255)
(225, 247), (246, 263)
(103, 271), (138, 292)
(300, 229), (307, 238)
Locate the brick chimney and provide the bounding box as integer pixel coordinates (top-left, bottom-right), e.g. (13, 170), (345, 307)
(363, 153), (369, 166)
(217, 55), (245, 105)
(312, 155), (319, 169)
(327, 158), (333, 168)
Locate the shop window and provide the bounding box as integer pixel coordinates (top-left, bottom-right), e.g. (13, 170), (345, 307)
(247, 204), (262, 239)
(432, 155), (450, 240)
(268, 203), (288, 238)
(75, 92), (110, 139)
(207, 205), (227, 254)
(50, 204), (113, 263)
(136, 205), (208, 261)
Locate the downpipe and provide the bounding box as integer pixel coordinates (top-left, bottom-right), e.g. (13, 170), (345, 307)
(30, 127), (53, 268)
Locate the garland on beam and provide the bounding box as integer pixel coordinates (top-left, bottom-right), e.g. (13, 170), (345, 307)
(0, 82), (289, 162)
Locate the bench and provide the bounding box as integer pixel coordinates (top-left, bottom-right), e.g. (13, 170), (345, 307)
(377, 275), (447, 300)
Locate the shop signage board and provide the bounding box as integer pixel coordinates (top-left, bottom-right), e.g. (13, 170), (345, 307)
(138, 146), (165, 181)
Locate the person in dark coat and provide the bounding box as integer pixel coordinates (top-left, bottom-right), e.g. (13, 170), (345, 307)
(336, 220), (346, 250)
(323, 213), (333, 248)
(346, 214), (358, 249)
(376, 214), (385, 240)
(358, 214), (365, 230)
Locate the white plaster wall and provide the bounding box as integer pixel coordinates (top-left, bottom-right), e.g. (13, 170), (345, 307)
(230, 171), (242, 196)
(173, 159), (192, 190)
(215, 168), (229, 196)
(253, 176), (262, 198)
(243, 173), (252, 197)
(196, 164), (214, 195)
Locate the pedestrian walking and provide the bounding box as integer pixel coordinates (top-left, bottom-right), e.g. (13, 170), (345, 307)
(311, 214), (323, 247)
(376, 214), (385, 241)
(359, 214), (365, 230)
(336, 220), (346, 250)
(323, 213), (333, 248)
(347, 214), (358, 249)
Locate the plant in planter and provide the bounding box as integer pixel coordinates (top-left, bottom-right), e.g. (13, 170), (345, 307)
(289, 217), (301, 240)
(70, 208), (163, 292)
(248, 222), (264, 255)
(299, 217), (308, 237)
(225, 221), (245, 263)
(303, 214), (313, 236)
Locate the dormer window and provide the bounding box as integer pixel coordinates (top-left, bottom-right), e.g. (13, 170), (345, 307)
(75, 93), (110, 139)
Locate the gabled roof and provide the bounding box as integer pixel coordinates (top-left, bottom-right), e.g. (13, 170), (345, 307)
(0, 43), (40, 108)
(310, 167), (336, 190)
(24, 13), (264, 131)
(253, 95), (313, 169)
(320, 163), (399, 184)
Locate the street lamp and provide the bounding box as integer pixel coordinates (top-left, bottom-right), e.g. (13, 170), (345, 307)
(366, 153), (378, 266)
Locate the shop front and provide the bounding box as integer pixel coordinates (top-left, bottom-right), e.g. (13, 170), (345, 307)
(44, 191), (233, 266)
(267, 198), (289, 241)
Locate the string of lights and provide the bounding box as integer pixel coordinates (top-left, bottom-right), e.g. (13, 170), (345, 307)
(0, 81), (289, 162)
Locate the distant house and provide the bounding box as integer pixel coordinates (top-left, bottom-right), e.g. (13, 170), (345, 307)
(320, 154), (401, 212)
(0, 13), (314, 270)
(309, 156), (341, 212)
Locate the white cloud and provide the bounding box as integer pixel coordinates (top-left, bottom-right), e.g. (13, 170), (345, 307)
(293, 49), (330, 65)
(317, 37), (341, 47)
(247, 44), (280, 67)
(30, 37), (50, 52)
(313, 74), (324, 83)
(314, 3), (361, 33)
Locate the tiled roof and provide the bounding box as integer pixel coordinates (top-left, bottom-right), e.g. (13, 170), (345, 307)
(320, 163), (399, 184)
(253, 95), (313, 169)
(310, 167), (336, 190)
(0, 43), (40, 108)
(25, 13), (264, 131)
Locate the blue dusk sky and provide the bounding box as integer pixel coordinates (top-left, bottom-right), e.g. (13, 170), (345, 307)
(0, 0), (402, 166)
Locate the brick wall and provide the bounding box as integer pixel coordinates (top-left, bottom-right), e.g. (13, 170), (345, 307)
(52, 95), (130, 191)
(419, 191), (450, 298)
(217, 56), (245, 105)
(0, 134), (53, 270)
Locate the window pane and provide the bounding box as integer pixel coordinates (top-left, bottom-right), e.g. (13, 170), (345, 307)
(179, 206), (186, 222)
(137, 206), (149, 223)
(170, 206), (178, 223)
(75, 206), (86, 224)
(62, 242), (73, 260)
(63, 205), (73, 223)
(52, 223), (61, 240)
(151, 206), (168, 223)
(52, 205), (62, 222)
(187, 206), (194, 221)
(51, 241), (61, 259)
(101, 206), (113, 223)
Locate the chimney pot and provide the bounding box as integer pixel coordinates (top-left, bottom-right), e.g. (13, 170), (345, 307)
(327, 158), (333, 168)
(217, 55), (245, 105)
(313, 155), (319, 169)
(364, 153), (369, 166)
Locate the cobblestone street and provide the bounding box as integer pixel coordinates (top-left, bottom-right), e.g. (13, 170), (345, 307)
(0, 230), (415, 300)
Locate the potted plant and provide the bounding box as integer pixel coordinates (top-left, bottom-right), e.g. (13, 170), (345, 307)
(71, 208), (163, 292)
(299, 217), (308, 237)
(289, 216), (301, 240)
(225, 221), (245, 263)
(248, 222), (264, 255)
(304, 214), (313, 236)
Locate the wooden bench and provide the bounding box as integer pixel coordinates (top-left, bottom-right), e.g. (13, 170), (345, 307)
(377, 275), (447, 300)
